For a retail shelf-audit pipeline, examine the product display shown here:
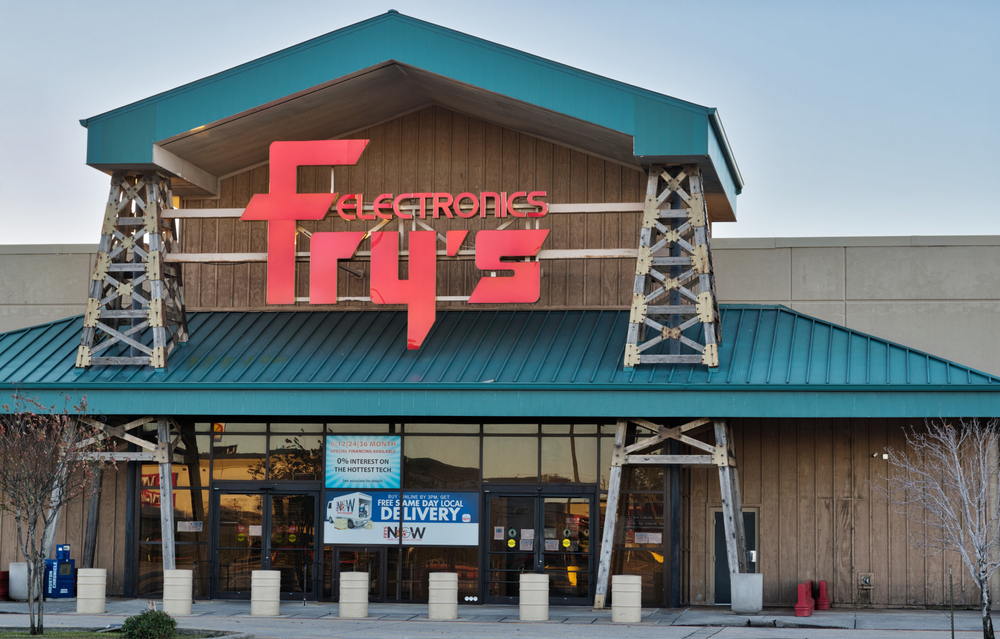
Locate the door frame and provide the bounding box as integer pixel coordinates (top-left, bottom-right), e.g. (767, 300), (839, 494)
(210, 488), (321, 600)
(482, 488), (596, 606)
(708, 506), (760, 605)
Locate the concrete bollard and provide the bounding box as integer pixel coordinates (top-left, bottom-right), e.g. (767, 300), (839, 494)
(519, 573), (549, 621)
(428, 572), (458, 620)
(339, 572), (369, 618)
(731, 573), (764, 614)
(162, 569), (193, 616)
(8, 563), (29, 601)
(611, 574), (642, 623)
(76, 569), (107, 614)
(250, 570), (281, 617)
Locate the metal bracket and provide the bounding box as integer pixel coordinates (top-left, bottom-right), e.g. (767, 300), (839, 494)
(629, 294), (648, 323)
(635, 245), (652, 275)
(702, 342), (719, 367)
(623, 343), (640, 368)
(696, 292), (715, 322)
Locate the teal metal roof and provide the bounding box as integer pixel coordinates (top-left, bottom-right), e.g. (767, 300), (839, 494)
(80, 11), (742, 209)
(1, 306), (997, 418)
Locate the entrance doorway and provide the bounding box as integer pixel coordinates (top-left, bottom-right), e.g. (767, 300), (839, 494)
(485, 494), (593, 604)
(213, 491), (319, 599)
(333, 547), (388, 601)
(711, 509), (759, 605)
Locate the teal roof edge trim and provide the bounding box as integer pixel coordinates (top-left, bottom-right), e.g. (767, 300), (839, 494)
(80, 11), (743, 196)
(0, 306), (997, 418)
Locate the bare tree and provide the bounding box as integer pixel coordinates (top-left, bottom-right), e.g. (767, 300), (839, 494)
(0, 393), (109, 635)
(875, 418), (1000, 639)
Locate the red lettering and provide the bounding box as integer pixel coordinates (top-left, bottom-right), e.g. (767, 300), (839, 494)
(527, 191), (549, 217)
(413, 193), (432, 219)
(373, 193), (393, 220)
(453, 193), (479, 218)
(242, 139), (369, 304)
(336, 193), (356, 221)
(479, 192), (501, 218)
(356, 193), (374, 220)
(432, 193), (454, 219)
(310, 232), (365, 304)
(507, 191), (528, 217)
(468, 229), (550, 304)
(393, 193), (413, 219)
(370, 231), (437, 349)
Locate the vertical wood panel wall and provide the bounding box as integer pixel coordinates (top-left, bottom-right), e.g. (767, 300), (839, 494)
(180, 105), (646, 311)
(0, 467), (129, 595)
(687, 418), (998, 608)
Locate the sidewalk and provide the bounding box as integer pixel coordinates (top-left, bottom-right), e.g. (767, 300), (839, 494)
(0, 598), (991, 638)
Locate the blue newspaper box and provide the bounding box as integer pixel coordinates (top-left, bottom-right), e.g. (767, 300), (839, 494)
(44, 544), (74, 599)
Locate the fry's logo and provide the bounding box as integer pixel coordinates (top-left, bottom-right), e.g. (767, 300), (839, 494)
(242, 140), (549, 349)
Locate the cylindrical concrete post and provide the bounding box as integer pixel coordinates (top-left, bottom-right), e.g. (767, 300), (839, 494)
(163, 569), (193, 615)
(250, 570), (281, 617)
(339, 572), (369, 618)
(8, 563), (28, 602)
(519, 573), (549, 621)
(76, 569), (107, 614)
(611, 575), (642, 623)
(428, 572), (458, 620)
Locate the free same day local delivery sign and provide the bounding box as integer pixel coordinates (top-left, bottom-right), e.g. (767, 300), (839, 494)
(324, 491), (479, 546)
(324, 436), (478, 545)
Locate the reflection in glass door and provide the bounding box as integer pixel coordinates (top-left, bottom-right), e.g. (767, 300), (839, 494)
(334, 547), (386, 602)
(486, 495), (592, 604)
(213, 492), (317, 599)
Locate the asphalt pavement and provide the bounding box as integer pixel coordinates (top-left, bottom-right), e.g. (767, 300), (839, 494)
(0, 598), (993, 638)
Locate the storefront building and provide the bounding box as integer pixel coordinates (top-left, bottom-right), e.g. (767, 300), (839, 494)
(2, 11), (1000, 609)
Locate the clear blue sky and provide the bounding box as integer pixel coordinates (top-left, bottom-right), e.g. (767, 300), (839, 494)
(0, 0), (997, 243)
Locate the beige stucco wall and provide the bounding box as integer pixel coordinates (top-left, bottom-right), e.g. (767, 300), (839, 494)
(0, 245), (96, 333)
(714, 236), (1000, 376)
(1, 236), (997, 375)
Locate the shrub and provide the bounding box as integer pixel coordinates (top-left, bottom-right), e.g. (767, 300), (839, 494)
(122, 609), (177, 639)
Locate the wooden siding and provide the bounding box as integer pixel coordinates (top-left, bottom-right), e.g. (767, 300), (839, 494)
(686, 418), (998, 608)
(0, 467), (129, 596)
(179, 105), (646, 311)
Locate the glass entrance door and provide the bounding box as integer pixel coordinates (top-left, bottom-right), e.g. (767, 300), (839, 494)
(213, 492), (318, 599)
(486, 494), (593, 604)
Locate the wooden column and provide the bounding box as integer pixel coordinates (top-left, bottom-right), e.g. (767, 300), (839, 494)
(593, 419), (627, 609)
(714, 420), (748, 574)
(157, 420), (176, 571)
(624, 165), (720, 368)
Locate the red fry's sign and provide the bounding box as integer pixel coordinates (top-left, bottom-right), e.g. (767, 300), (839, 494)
(242, 140), (550, 349)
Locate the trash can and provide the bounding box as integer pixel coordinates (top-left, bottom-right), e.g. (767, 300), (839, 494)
(611, 575), (642, 623)
(163, 569), (193, 616)
(731, 573), (763, 614)
(250, 570), (281, 617)
(339, 572), (369, 618)
(428, 572), (458, 620)
(519, 573), (548, 621)
(76, 569), (107, 614)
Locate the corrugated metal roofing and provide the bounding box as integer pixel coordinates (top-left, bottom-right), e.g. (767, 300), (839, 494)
(79, 11), (741, 205)
(1, 306), (997, 418)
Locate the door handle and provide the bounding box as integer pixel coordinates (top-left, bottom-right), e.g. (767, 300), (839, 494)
(749, 550), (757, 563)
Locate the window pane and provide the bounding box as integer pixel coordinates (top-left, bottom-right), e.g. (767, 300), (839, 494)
(138, 543), (209, 597)
(483, 437), (537, 482)
(404, 436), (479, 489)
(213, 435), (266, 481)
(613, 549), (663, 606)
(600, 437), (613, 491)
(271, 423), (324, 433)
(328, 423), (391, 433)
(269, 434), (323, 481)
(484, 424), (537, 434)
(541, 437), (597, 484)
(542, 424), (598, 434)
(400, 547), (478, 602)
(404, 423), (480, 434)
(622, 494), (664, 548)
(215, 422), (267, 432)
(138, 490), (210, 543)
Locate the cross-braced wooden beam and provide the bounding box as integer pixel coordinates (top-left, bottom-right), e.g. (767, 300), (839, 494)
(76, 173), (188, 369)
(624, 165), (721, 368)
(593, 417), (747, 609)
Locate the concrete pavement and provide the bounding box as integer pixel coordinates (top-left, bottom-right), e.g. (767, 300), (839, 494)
(0, 598), (992, 638)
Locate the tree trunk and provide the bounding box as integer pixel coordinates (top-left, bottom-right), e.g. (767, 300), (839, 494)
(983, 585), (995, 639)
(34, 560), (44, 635)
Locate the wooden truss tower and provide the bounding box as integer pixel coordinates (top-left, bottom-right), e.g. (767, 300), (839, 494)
(594, 418), (748, 608)
(76, 173), (188, 369)
(624, 165), (720, 368)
